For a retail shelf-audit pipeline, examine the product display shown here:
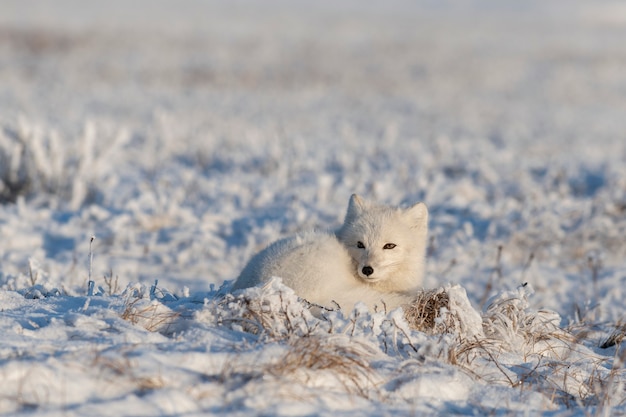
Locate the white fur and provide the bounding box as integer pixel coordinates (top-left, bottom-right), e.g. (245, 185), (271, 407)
(232, 194), (429, 312)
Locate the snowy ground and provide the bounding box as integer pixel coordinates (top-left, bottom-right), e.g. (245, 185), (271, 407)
(1, 0), (626, 415)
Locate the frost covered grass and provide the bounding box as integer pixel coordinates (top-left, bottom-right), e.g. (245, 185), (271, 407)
(2, 277), (623, 415)
(0, 121), (129, 208)
(218, 279), (626, 408)
(1, 0), (626, 415)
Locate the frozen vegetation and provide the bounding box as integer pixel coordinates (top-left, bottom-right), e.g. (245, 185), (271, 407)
(0, 0), (625, 415)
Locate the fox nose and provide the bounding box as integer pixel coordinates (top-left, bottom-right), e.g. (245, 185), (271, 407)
(362, 266), (374, 276)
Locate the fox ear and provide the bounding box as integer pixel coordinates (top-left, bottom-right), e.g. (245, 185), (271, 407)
(345, 194), (367, 220)
(405, 202), (428, 230)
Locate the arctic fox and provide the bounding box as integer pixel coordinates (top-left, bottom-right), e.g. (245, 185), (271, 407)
(232, 194), (429, 312)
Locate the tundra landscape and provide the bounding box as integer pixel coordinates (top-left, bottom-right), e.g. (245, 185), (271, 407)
(1, 1), (625, 415)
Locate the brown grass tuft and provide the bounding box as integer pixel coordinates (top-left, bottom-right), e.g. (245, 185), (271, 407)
(266, 335), (377, 398)
(92, 349), (165, 394)
(121, 297), (180, 333)
(403, 287), (453, 334)
(600, 323), (626, 349)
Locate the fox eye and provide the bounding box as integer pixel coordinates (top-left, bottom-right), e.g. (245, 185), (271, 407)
(383, 243), (396, 250)
(357, 241), (365, 249)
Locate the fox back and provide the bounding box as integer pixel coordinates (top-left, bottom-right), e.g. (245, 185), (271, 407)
(336, 194), (429, 293)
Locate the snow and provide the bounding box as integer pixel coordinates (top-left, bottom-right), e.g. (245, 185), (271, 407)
(1, 0), (626, 415)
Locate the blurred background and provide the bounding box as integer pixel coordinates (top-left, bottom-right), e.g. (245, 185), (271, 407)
(1, 1), (625, 320)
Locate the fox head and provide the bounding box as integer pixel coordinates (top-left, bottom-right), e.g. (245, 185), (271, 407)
(336, 194), (429, 291)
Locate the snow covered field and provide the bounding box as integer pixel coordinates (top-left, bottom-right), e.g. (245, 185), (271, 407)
(1, 0), (626, 415)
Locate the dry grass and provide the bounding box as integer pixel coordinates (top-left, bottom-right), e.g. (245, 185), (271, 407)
(403, 286), (485, 343)
(103, 269), (120, 296)
(403, 287), (453, 335)
(121, 296), (180, 333)
(447, 332), (623, 409)
(193, 335), (379, 405)
(91, 349), (165, 395)
(401, 283), (626, 409)
(219, 280), (626, 410)
(600, 323), (626, 349)
(213, 284), (380, 399)
(217, 282), (318, 340)
(266, 335), (378, 398)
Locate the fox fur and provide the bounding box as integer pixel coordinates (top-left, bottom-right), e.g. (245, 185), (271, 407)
(232, 194), (429, 312)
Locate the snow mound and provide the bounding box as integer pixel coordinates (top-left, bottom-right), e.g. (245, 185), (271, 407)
(0, 276), (624, 415)
(201, 279), (626, 410)
(206, 277), (320, 340)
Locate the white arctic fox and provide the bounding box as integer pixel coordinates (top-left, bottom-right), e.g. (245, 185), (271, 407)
(232, 194), (429, 312)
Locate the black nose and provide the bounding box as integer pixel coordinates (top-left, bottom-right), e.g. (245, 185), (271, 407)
(362, 266), (374, 276)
